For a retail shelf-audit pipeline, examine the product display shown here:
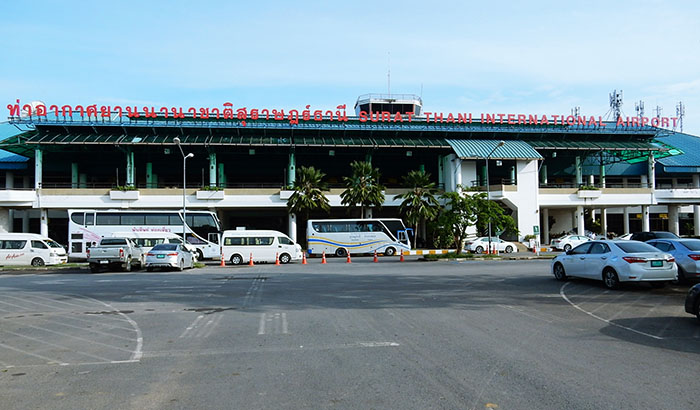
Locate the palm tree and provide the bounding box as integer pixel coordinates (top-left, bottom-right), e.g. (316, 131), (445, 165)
(340, 161), (385, 218)
(395, 169), (440, 248)
(287, 166), (331, 219)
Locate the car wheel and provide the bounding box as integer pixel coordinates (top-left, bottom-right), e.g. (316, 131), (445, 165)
(563, 244), (572, 252)
(603, 268), (620, 290)
(649, 281), (667, 289)
(178, 259), (184, 271)
(123, 258), (132, 272)
(196, 249), (204, 262)
(279, 253), (291, 264)
(475, 246), (484, 254)
(384, 247), (396, 256)
(335, 248), (347, 257)
(553, 263), (567, 281)
(695, 299), (700, 322)
(31, 257), (45, 267)
(505, 245), (513, 254)
(675, 265), (688, 284)
(230, 254), (243, 265)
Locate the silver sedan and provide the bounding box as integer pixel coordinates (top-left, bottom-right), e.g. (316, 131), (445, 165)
(551, 240), (677, 289)
(145, 243), (195, 272)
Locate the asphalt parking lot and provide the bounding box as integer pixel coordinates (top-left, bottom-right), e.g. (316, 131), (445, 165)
(0, 257), (698, 410)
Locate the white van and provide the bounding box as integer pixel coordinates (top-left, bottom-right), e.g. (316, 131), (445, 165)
(0, 233), (68, 267)
(221, 230), (303, 265)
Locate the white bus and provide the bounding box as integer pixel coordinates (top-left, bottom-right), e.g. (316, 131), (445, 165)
(307, 218), (412, 257)
(68, 209), (221, 261)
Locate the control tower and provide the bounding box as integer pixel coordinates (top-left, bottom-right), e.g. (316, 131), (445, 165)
(354, 93), (423, 116)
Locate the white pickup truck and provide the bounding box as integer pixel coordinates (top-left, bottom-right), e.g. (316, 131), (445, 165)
(87, 237), (144, 273)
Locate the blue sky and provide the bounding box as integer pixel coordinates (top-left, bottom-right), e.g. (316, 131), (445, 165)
(1, 0), (699, 135)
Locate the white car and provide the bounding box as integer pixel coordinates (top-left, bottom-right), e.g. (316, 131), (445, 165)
(465, 237), (518, 254)
(145, 243), (195, 271)
(551, 240), (677, 289)
(616, 233), (633, 240)
(550, 235), (591, 252)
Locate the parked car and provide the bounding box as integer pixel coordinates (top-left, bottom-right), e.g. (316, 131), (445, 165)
(684, 283), (700, 322)
(646, 238), (700, 283)
(87, 237), (144, 273)
(616, 233), (633, 240)
(551, 240), (677, 289)
(550, 235), (591, 252)
(221, 230), (303, 265)
(465, 237), (518, 254)
(0, 233), (68, 267)
(629, 231), (679, 242)
(145, 243), (194, 271)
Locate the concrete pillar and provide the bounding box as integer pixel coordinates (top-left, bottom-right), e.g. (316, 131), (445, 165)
(0, 208), (10, 232)
(40, 209), (48, 237)
(588, 175), (594, 186)
(601, 208), (607, 238)
(288, 213), (297, 242)
(540, 164), (547, 185)
(218, 163), (225, 188)
(287, 152), (296, 187)
(542, 207), (549, 244)
(79, 173), (87, 188)
(365, 152), (372, 164)
(509, 166), (515, 184)
(21, 211), (29, 232)
(623, 208), (630, 234)
(71, 163), (79, 188)
(5, 171), (13, 189)
(208, 153), (217, 187)
(575, 156), (582, 187)
(648, 156), (656, 190)
(438, 156), (445, 190)
(669, 205), (680, 236)
(576, 206), (584, 236)
(34, 148), (43, 190)
(366, 208), (373, 219)
(600, 164), (606, 188)
(146, 162), (154, 188)
(454, 159), (463, 191)
(642, 205), (650, 231)
(641, 174), (648, 187)
(126, 151), (135, 187)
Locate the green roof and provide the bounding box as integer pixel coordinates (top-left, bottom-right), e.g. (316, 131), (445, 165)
(446, 139), (542, 160)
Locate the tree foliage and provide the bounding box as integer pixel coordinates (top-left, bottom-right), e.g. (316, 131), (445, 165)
(340, 161), (385, 218)
(472, 192), (518, 237)
(395, 169), (440, 248)
(432, 190), (479, 254)
(286, 166), (330, 218)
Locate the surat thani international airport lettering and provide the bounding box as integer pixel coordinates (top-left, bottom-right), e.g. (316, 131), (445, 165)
(6, 100), (679, 128)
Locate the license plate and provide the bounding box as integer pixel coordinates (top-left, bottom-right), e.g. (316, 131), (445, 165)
(99, 260), (108, 264)
(650, 260), (663, 267)
(157, 255), (165, 259)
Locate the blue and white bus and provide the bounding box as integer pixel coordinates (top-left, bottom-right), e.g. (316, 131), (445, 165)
(307, 218), (412, 257)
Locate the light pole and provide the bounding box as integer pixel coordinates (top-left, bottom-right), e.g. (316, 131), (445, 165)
(486, 140), (505, 254)
(173, 137), (194, 245)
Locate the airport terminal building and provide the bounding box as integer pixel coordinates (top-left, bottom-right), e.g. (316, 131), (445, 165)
(1, 94), (699, 249)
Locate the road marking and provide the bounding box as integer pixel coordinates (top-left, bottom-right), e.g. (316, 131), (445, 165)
(0, 329), (113, 362)
(258, 312), (289, 335)
(497, 305), (554, 323)
(180, 315), (205, 338)
(0, 341), (68, 366)
(357, 342), (399, 347)
(560, 282), (663, 340)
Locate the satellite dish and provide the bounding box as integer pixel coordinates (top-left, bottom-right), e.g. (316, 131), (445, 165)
(21, 100), (46, 117)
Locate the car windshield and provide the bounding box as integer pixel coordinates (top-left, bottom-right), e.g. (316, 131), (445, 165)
(100, 238), (128, 245)
(152, 244), (178, 251)
(613, 241), (659, 253)
(680, 240), (700, 251)
(45, 240), (63, 248)
(654, 232), (679, 239)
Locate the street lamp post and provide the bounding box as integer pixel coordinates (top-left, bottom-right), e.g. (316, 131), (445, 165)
(173, 137), (194, 245)
(486, 140), (505, 255)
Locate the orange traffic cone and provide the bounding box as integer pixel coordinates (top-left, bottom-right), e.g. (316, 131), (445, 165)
(275, 252), (280, 266)
(321, 251), (327, 264)
(373, 250), (378, 263)
(399, 251), (405, 262)
(346, 249), (352, 264)
(302, 253), (307, 265)
(220, 254), (226, 267)
(248, 253), (254, 266)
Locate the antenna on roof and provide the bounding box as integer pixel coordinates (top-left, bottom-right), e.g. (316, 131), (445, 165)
(654, 105), (663, 120)
(676, 101), (685, 132)
(604, 90), (624, 121)
(635, 100), (644, 118)
(571, 106), (580, 117)
(387, 52), (391, 98)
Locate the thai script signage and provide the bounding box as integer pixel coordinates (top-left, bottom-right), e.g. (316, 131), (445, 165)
(6, 99), (680, 128)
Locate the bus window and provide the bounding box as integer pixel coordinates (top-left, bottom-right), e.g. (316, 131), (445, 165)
(145, 214), (169, 225)
(85, 213), (95, 225)
(70, 212), (84, 225)
(96, 213), (120, 225)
